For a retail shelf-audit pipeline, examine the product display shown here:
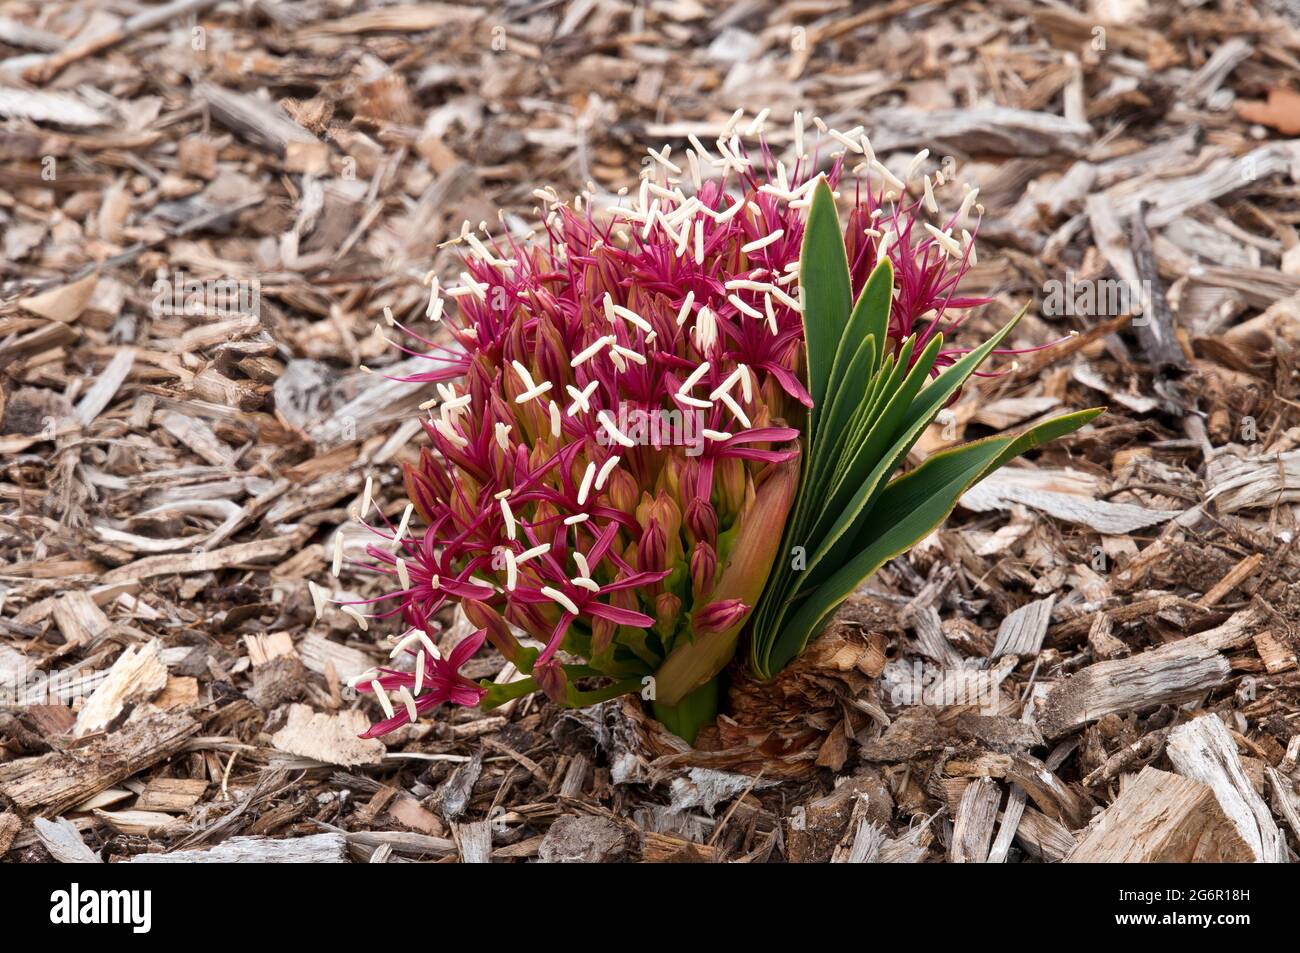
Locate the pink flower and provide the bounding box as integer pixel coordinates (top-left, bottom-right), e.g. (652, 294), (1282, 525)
(355, 628), (489, 738)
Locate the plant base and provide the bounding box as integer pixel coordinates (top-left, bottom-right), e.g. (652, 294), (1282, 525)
(652, 676), (720, 746)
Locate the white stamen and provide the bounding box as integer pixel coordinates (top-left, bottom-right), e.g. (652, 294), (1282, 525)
(924, 223), (963, 257)
(393, 504), (412, 546)
(577, 462), (596, 506)
(610, 302), (653, 334)
(648, 145), (681, 175)
(571, 335), (613, 367)
(720, 392), (752, 428)
(728, 294), (763, 320)
(500, 496), (517, 540)
(341, 605), (369, 631)
(398, 686), (417, 722)
(675, 291), (695, 327)
(390, 629), (422, 658)
(542, 586), (581, 615)
(517, 543), (550, 563)
(906, 149), (930, 182)
(370, 681), (394, 719)
(597, 410), (636, 448)
(516, 381), (553, 403)
(679, 361), (710, 393)
(414, 652), (425, 694)
(566, 380), (599, 416)
(347, 669), (379, 689)
(612, 344), (646, 365)
(308, 580), (327, 619)
(710, 367), (744, 400)
(869, 159), (906, 194)
(742, 229), (784, 254)
(434, 417), (469, 449)
(510, 360), (537, 390)
(396, 557), (411, 590)
(595, 455), (620, 490)
(331, 532), (344, 576)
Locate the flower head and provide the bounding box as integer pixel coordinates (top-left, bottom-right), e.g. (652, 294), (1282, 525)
(354, 627), (488, 738)
(340, 111), (1023, 737)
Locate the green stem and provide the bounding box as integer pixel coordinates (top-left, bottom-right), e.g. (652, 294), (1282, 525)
(652, 676), (720, 746)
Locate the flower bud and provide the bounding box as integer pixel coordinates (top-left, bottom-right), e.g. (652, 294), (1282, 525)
(716, 457), (746, 518)
(684, 497), (718, 548)
(591, 615), (616, 655)
(693, 598), (750, 634)
(654, 592), (682, 639)
(690, 542), (717, 601)
(532, 659), (568, 704)
(463, 599), (520, 664)
(606, 467), (638, 515)
(637, 521), (667, 579)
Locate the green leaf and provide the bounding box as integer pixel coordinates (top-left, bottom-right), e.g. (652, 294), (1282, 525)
(764, 408), (1104, 672)
(799, 178), (852, 441)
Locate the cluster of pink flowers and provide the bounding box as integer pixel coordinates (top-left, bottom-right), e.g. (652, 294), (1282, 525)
(335, 114), (992, 737)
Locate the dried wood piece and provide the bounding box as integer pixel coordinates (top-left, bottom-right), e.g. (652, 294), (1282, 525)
(33, 817), (101, 863)
(537, 815), (629, 863)
(270, 704), (384, 766)
(1086, 612), (1130, 660)
(343, 829), (456, 860)
(157, 410), (234, 466)
(0, 89), (108, 128)
(0, 711), (198, 816)
(945, 751), (1088, 828)
(871, 106), (1092, 156)
(1116, 142), (1300, 227)
(1252, 630), (1297, 674)
(829, 794), (888, 864)
(50, 590), (110, 646)
(1014, 806), (1077, 862)
(298, 633), (375, 682)
(1166, 714), (1286, 863)
(197, 83), (326, 161)
(0, 814), (21, 855)
(138, 778), (208, 813)
(1066, 767), (1253, 863)
(1130, 206), (1190, 373)
(1266, 767), (1300, 846)
(73, 639), (168, 737)
(990, 595), (1055, 659)
(74, 348), (135, 426)
(101, 534), (306, 585)
(455, 820), (494, 864)
(949, 778), (1002, 863)
(1037, 637), (1232, 740)
(906, 604), (963, 668)
(130, 832), (348, 863)
(960, 467), (1182, 534)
